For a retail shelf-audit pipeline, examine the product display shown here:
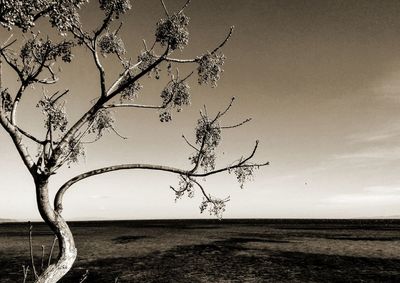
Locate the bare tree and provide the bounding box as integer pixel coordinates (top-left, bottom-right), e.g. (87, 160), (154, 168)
(0, 0), (268, 282)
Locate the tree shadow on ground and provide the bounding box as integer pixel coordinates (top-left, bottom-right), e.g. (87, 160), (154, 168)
(59, 237), (400, 283)
(112, 235), (149, 244)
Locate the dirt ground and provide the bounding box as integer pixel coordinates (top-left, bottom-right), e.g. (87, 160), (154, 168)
(0, 219), (399, 282)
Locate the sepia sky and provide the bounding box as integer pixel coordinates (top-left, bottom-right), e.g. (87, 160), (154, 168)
(1, 0), (400, 220)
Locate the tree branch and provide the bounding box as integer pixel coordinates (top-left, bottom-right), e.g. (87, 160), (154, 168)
(54, 140), (267, 213)
(211, 26), (234, 54)
(9, 45), (52, 125)
(0, 48), (24, 82)
(70, 26), (93, 50)
(190, 178), (211, 201)
(160, 0), (170, 17)
(182, 134), (199, 152)
(34, 65), (58, 85)
(221, 118), (252, 129)
(106, 47), (169, 99)
(94, 12), (114, 38)
(91, 11), (116, 98)
(165, 57), (197, 63)
(10, 84), (26, 125)
(144, 26), (234, 67)
(217, 97), (235, 119)
(104, 103), (164, 110)
(33, 6), (52, 22)
(52, 117), (97, 171)
(0, 35), (16, 50)
(106, 61), (142, 95)
(29, 47), (52, 83)
(54, 163), (186, 212)
(178, 0), (192, 14)
(50, 48), (169, 168)
(16, 125), (45, 144)
(92, 48), (107, 97)
(189, 131), (208, 173)
(51, 89), (70, 104)
(0, 109), (36, 172)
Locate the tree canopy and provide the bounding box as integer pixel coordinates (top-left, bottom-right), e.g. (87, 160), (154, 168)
(0, 0), (267, 281)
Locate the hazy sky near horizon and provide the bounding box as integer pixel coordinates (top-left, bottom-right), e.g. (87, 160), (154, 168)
(1, 0), (400, 220)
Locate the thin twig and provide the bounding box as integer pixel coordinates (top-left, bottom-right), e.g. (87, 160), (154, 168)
(114, 22), (123, 35)
(182, 134), (199, 151)
(110, 126), (128, 140)
(15, 124), (45, 144)
(0, 48), (24, 82)
(191, 178), (212, 202)
(79, 270), (89, 283)
(81, 134), (102, 144)
(181, 70), (194, 82)
(221, 118), (252, 129)
(0, 34), (14, 49)
(170, 175), (191, 195)
(28, 222), (38, 279)
(51, 89), (70, 104)
(211, 26), (235, 54)
(40, 245), (45, 272)
(218, 97), (235, 119)
(203, 105), (208, 118)
(178, 0), (192, 14)
(160, 0), (170, 16)
(0, 57), (2, 89)
(22, 265), (29, 283)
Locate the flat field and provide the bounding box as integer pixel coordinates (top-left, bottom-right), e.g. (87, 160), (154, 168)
(0, 219), (399, 282)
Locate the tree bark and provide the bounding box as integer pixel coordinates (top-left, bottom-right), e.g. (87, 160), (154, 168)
(34, 176), (77, 283)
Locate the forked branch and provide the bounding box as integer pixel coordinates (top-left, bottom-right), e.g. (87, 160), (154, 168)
(49, 48), (169, 167)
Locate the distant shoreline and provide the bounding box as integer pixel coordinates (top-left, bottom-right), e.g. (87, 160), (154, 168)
(2, 218), (400, 225)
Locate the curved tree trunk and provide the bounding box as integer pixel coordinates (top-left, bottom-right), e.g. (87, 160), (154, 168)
(34, 176), (77, 283)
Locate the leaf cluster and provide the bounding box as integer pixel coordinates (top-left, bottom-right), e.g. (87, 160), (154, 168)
(159, 79), (190, 122)
(0, 89), (13, 113)
(99, 0), (132, 18)
(189, 116), (222, 171)
(137, 50), (161, 79)
(230, 165), (257, 189)
(120, 80), (142, 101)
(66, 138), (85, 165)
(36, 96), (68, 132)
(155, 12), (190, 50)
(47, 0), (87, 35)
(88, 109), (115, 139)
(200, 196), (229, 220)
(0, 0), (87, 34)
(0, 0), (46, 31)
(20, 37), (74, 64)
(197, 51), (226, 87)
(172, 175), (195, 201)
(99, 32), (126, 57)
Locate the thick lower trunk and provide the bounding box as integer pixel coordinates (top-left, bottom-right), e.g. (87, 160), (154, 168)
(34, 176), (77, 283)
